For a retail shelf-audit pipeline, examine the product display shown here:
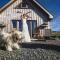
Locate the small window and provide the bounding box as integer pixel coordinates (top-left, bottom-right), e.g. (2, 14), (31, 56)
(21, 0), (28, 8)
(22, 3), (26, 7)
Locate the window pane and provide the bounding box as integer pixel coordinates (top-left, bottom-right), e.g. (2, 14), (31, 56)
(19, 20), (22, 31)
(22, 0), (27, 7)
(27, 21), (32, 37)
(12, 20), (17, 28)
(22, 3), (26, 7)
(32, 20), (37, 33)
(22, 0), (27, 3)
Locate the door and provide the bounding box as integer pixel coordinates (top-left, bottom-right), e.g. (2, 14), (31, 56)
(27, 20), (37, 38)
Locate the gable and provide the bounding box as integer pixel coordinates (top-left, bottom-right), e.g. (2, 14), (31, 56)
(0, 0), (53, 20)
(0, 0), (17, 13)
(33, 0), (53, 19)
(15, 0), (53, 20)
(14, 1), (51, 21)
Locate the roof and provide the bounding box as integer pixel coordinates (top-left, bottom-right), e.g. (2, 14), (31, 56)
(0, 0), (17, 13)
(33, 0), (53, 19)
(15, 0), (53, 20)
(0, 0), (53, 19)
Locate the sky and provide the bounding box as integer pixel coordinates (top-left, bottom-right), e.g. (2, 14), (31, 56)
(37, 0), (60, 31)
(0, 0), (10, 8)
(0, 0), (60, 31)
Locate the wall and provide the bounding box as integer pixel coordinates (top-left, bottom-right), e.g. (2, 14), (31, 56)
(0, 0), (50, 37)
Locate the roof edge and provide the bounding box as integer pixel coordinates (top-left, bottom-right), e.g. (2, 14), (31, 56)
(33, 0), (53, 19)
(0, 0), (17, 13)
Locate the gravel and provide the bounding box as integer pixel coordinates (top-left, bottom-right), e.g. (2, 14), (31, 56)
(0, 38), (60, 60)
(0, 48), (60, 60)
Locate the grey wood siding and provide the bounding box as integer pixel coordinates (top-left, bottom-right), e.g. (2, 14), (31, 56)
(0, 0), (50, 37)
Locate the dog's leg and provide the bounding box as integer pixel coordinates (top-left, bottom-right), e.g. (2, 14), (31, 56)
(6, 37), (13, 51)
(6, 45), (13, 51)
(13, 43), (20, 49)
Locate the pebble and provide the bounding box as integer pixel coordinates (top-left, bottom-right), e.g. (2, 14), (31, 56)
(0, 48), (60, 60)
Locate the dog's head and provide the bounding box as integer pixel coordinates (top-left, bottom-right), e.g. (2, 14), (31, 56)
(12, 33), (19, 42)
(12, 30), (23, 43)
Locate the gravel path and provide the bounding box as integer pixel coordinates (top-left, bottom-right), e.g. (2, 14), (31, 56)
(0, 48), (60, 60)
(0, 40), (60, 60)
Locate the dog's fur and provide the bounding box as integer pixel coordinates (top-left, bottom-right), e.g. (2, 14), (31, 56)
(0, 29), (23, 51)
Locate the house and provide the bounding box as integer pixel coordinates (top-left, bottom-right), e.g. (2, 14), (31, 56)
(0, 0), (53, 39)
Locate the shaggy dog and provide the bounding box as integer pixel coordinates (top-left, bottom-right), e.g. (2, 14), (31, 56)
(0, 29), (23, 51)
(0, 31), (12, 51)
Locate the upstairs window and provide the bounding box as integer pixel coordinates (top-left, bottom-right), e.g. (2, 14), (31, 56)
(21, 0), (28, 8)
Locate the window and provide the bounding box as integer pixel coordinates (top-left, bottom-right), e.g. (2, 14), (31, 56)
(21, 0), (27, 8)
(12, 20), (17, 28)
(19, 20), (22, 31)
(12, 20), (22, 31)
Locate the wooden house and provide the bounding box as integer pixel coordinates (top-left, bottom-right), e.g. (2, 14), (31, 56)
(0, 0), (53, 39)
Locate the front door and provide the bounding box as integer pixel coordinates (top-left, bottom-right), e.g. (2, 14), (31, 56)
(12, 20), (37, 38)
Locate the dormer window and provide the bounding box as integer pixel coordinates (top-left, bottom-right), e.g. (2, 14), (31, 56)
(21, 0), (28, 8)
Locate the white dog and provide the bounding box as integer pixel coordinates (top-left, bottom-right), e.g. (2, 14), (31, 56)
(0, 29), (23, 51)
